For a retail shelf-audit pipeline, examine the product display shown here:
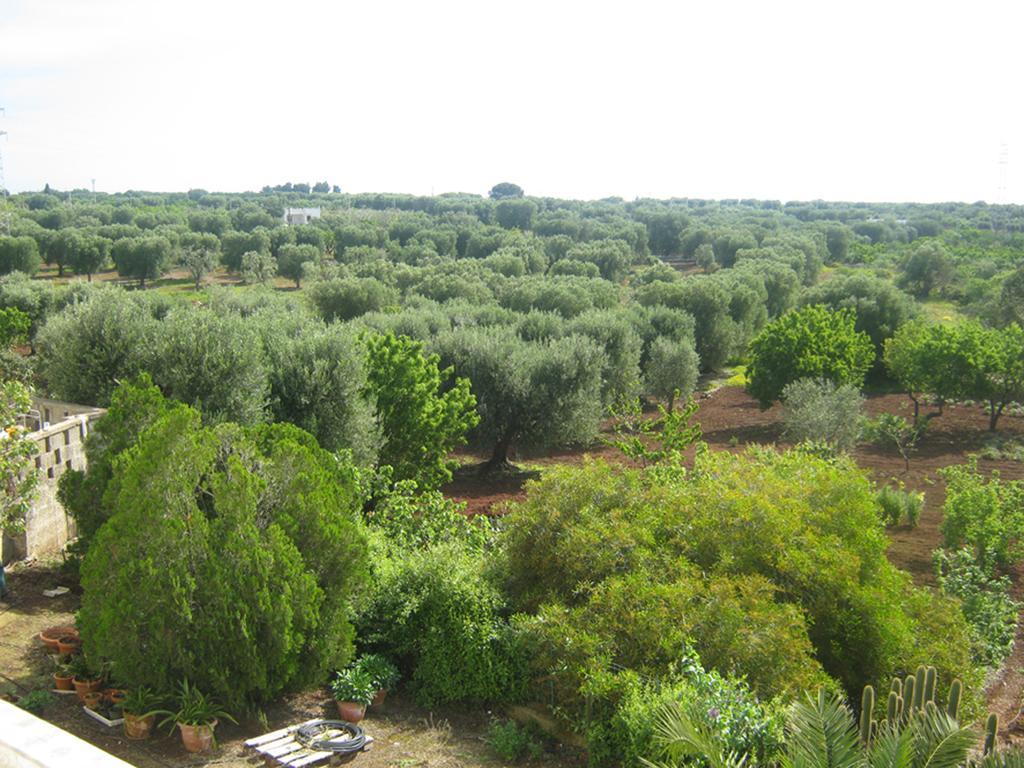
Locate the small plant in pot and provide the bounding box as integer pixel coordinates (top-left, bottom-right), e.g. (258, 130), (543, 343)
(52, 656), (74, 691)
(156, 680), (236, 754)
(355, 654), (400, 707)
(67, 656), (104, 700)
(120, 686), (164, 741)
(329, 667), (376, 723)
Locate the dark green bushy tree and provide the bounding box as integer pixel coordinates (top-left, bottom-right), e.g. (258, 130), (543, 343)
(307, 277), (399, 322)
(78, 406), (369, 711)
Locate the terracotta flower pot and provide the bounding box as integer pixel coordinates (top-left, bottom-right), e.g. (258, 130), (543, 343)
(105, 688), (128, 706)
(371, 688), (387, 707)
(82, 691), (104, 710)
(56, 635), (81, 655)
(53, 672), (74, 691)
(123, 713), (156, 740)
(73, 677), (104, 701)
(39, 626), (77, 652)
(178, 720), (218, 753)
(335, 700), (366, 723)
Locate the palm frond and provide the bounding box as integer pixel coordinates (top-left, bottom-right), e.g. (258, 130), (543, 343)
(911, 707), (975, 768)
(642, 699), (747, 768)
(782, 691), (866, 768)
(869, 721), (917, 768)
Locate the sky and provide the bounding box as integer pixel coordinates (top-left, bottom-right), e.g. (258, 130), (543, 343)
(1, 0), (1022, 203)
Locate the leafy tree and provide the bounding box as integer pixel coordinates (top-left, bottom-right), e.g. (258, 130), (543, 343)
(0, 307), (31, 381)
(36, 290), (156, 405)
(746, 306), (873, 408)
(899, 241), (955, 298)
(111, 235), (173, 287)
(307, 277), (399, 322)
(940, 459), (1024, 572)
(44, 229), (79, 277)
(996, 265), (1024, 327)
(695, 243), (716, 273)
(489, 182), (524, 200)
(276, 243), (320, 287)
(66, 233), (111, 281)
(0, 236), (42, 276)
(635, 277), (735, 371)
(781, 377), (864, 452)
(179, 232), (220, 290)
(639, 209), (689, 256)
(77, 406), (369, 711)
(262, 324), (376, 462)
(435, 327), (606, 468)
(801, 273), (918, 363)
(149, 308), (269, 425)
(564, 239), (634, 282)
(495, 199), (537, 231)
(644, 337), (700, 411)
(361, 333), (478, 490)
(240, 249), (277, 285)
(864, 413), (925, 472)
(221, 229), (271, 272)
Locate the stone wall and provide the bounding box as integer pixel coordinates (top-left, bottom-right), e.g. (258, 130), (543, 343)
(1, 401), (105, 565)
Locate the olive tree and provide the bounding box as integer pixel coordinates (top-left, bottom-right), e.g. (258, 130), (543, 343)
(435, 327), (606, 468)
(179, 231), (221, 290)
(644, 336), (700, 411)
(0, 236), (42, 276)
(36, 290), (157, 405)
(781, 377), (864, 452)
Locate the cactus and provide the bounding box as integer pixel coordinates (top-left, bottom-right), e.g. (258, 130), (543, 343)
(891, 677), (903, 696)
(903, 675), (916, 717)
(913, 666), (926, 711)
(984, 713), (998, 756)
(860, 685), (875, 746)
(887, 691), (902, 723)
(923, 666), (936, 705)
(946, 679), (962, 719)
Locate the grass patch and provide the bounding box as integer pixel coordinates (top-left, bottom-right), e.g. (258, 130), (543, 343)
(920, 299), (964, 324)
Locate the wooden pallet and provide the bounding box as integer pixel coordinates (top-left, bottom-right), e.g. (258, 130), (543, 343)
(244, 719), (372, 767)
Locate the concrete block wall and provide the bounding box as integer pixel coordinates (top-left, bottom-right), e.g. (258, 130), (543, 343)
(1, 401), (105, 565)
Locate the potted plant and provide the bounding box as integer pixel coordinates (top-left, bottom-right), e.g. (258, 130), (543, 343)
(52, 656), (74, 691)
(56, 634), (82, 655)
(67, 656), (104, 701)
(120, 686), (164, 741)
(82, 691), (104, 710)
(329, 667), (376, 723)
(356, 654), (400, 707)
(156, 680), (236, 753)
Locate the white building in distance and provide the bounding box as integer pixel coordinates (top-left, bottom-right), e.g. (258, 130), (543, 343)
(283, 207), (321, 225)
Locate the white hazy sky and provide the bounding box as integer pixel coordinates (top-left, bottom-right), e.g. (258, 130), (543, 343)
(1, 0), (1022, 203)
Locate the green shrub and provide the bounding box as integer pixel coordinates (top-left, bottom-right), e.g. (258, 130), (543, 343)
(587, 650), (784, 768)
(486, 719), (545, 762)
(17, 690), (53, 714)
(355, 541), (525, 707)
(781, 377), (864, 452)
(367, 479), (493, 552)
(500, 450), (978, 708)
(876, 484), (924, 528)
(940, 459), (1024, 571)
(935, 548), (1020, 668)
(78, 406), (368, 711)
